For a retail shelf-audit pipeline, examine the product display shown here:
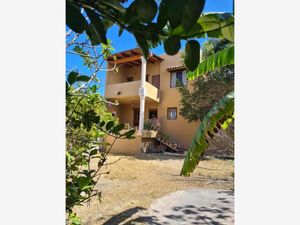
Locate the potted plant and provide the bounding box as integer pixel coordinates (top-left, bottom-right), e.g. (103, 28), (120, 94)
(142, 118), (160, 138)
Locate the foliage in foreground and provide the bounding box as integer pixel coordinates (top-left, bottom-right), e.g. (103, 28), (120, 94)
(66, 72), (135, 224)
(180, 91), (234, 176)
(178, 39), (234, 122)
(66, 0), (234, 71)
(181, 39), (235, 176)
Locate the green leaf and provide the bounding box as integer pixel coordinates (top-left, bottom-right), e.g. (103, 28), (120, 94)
(182, 0), (205, 31)
(133, 33), (149, 58)
(184, 40), (200, 71)
(221, 24), (234, 42)
(121, 129), (135, 138)
(157, 0), (168, 29)
(99, 121), (106, 127)
(180, 91), (234, 176)
(111, 123), (125, 134)
(102, 18), (114, 31)
(77, 177), (91, 189)
(90, 149), (98, 156)
(85, 8), (107, 45)
(166, 0), (187, 29)
(67, 71), (79, 85)
(69, 213), (81, 225)
(135, 0), (158, 23)
(66, 0), (88, 33)
(105, 121), (114, 131)
(163, 36), (181, 55)
(118, 27), (124, 37)
(187, 46), (234, 80)
(124, 2), (139, 24)
(171, 13), (234, 39)
(76, 75), (91, 82)
(96, 0), (126, 14)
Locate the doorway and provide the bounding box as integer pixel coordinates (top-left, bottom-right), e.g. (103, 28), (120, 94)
(149, 109), (158, 119)
(133, 108), (140, 127)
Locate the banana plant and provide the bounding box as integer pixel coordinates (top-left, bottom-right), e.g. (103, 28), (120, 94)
(181, 41), (234, 177)
(180, 91), (234, 176)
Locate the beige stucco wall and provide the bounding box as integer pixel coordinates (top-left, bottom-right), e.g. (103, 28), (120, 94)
(105, 51), (201, 152)
(106, 133), (142, 155)
(157, 52), (199, 148)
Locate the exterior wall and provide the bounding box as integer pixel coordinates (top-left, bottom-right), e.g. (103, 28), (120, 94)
(157, 52), (200, 148)
(106, 133), (142, 155)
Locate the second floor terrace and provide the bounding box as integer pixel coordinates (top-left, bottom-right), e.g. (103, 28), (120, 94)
(105, 48), (164, 104)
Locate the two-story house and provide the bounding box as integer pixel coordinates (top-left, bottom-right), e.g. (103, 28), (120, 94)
(105, 48), (200, 154)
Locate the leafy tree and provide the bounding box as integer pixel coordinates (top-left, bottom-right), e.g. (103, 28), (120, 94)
(180, 42), (234, 177)
(66, 23), (134, 225)
(66, 73), (135, 224)
(178, 38), (234, 122)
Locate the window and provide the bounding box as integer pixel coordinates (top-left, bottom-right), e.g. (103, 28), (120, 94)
(167, 107), (177, 120)
(170, 70), (187, 88)
(126, 77), (134, 82)
(146, 74), (150, 82)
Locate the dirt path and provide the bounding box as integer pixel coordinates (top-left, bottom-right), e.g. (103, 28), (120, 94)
(74, 153), (234, 225)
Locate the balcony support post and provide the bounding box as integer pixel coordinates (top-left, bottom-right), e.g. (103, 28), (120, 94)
(138, 56), (147, 135)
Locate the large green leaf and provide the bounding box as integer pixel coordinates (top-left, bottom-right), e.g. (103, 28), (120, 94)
(95, 0), (126, 14)
(171, 13), (234, 39)
(67, 71), (79, 85)
(133, 33), (149, 58)
(187, 45), (234, 79)
(157, 0), (168, 29)
(181, 0), (205, 31)
(85, 9), (107, 45)
(66, 0), (88, 33)
(135, 0), (158, 23)
(221, 24), (234, 42)
(166, 0), (187, 29)
(180, 91), (234, 177)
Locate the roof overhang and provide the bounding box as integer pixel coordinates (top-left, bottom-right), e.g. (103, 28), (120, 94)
(106, 48), (164, 67)
(167, 65), (186, 72)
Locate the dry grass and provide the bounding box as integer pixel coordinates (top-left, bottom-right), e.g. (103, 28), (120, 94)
(74, 153), (234, 225)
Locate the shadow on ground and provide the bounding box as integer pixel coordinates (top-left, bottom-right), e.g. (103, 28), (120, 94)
(110, 153), (221, 162)
(102, 191), (234, 225)
(102, 207), (146, 225)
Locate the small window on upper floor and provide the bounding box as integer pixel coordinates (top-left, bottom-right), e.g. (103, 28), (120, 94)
(126, 77), (134, 82)
(170, 70), (187, 88)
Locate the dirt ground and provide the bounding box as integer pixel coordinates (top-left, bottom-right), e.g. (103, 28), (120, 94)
(74, 153), (234, 225)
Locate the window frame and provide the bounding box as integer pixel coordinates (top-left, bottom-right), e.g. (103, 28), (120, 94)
(170, 70), (187, 88)
(167, 107), (177, 120)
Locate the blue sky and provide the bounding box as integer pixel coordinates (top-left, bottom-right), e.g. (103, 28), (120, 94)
(66, 0), (233, 95)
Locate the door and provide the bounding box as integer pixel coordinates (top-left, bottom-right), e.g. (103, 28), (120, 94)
(152, 75), (160, 89)
(133, 108), (140, 127)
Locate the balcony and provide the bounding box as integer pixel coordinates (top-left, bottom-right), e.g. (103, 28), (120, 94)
(105, 80), (159, 104)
